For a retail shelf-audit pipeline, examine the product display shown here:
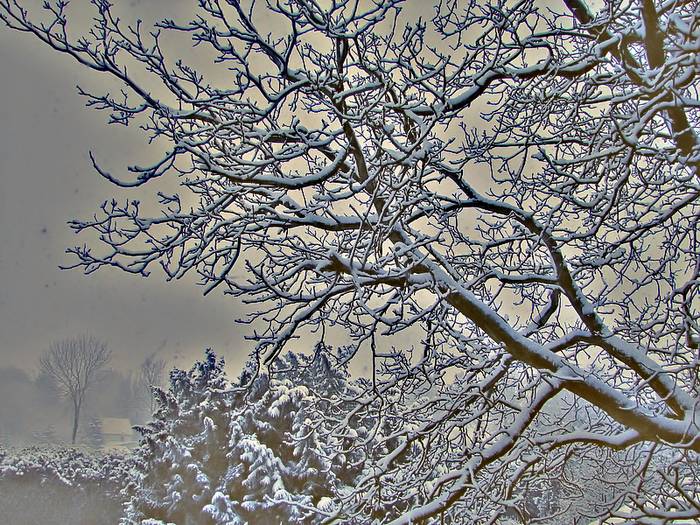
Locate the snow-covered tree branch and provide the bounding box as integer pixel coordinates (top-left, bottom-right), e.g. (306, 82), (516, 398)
(2, 0), (699, 521)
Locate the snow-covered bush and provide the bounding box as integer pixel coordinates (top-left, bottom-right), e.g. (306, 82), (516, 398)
(0, 445), (132, 525)
(122, 348), (368, 524)
(0, 445), (132, 496)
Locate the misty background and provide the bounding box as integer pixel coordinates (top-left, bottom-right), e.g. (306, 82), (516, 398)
(0, 1), (254, 445)
(0, 0), (433, 445)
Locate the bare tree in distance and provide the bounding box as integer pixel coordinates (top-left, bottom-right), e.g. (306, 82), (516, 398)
(3, 0), (700, 521)
(137, 355), (166, 416)
(38, 336), (111, 444)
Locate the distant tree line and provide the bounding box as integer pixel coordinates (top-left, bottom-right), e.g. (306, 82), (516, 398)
(0, 336), (167, 446)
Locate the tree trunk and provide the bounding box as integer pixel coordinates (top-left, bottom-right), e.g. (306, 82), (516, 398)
(71, 400), (80, 444)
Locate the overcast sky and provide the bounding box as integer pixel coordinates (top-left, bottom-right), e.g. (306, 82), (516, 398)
(0, 0), (481, 378)
(0, 1), (254, 373)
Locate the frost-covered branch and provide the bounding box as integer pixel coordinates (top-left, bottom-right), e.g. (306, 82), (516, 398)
(2, 0), (700, 521)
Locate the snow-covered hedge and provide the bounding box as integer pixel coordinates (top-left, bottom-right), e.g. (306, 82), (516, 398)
(0, 445), (133, 525)
(0, 445), (132, 493)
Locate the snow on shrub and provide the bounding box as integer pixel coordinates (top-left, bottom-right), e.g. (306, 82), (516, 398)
(122, 348), (369, 525)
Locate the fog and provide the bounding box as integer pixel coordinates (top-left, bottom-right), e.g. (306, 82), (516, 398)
(0, 2), (254, 377)
(0, 361), (156, 445)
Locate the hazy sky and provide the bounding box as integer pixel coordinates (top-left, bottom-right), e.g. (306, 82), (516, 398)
(0, 0), (520, 382)
(0, 0), (441, 378)
(0, 1), (254, 373)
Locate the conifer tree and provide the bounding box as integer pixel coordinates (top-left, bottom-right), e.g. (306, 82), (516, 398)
(122, 349), (367, 525)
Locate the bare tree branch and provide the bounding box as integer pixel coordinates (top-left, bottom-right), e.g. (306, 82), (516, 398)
(4, 0), (699, 521)
(38, 335), (111, 444)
